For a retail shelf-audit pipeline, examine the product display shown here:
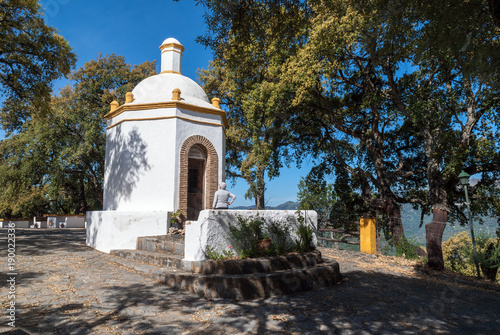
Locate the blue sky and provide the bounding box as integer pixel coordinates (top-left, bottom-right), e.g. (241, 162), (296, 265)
(4, 0), (317, 207)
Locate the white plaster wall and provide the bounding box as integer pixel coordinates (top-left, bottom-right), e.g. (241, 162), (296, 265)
(103, 106), (225, 213)
(184, 210), (318, 262)
(103, 118), (177, 212)
(86, 211), (169, 253)
(1, 220), (30, 228)
(64, 216), (86, 228)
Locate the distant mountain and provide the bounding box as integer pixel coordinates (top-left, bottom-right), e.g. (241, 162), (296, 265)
(232, 205), (255, 210)
(274, 201), (300, 210)
(400, 203), (498, 245)
(233, 201), (300, 210)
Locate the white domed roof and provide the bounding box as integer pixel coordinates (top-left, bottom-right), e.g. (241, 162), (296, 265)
(127, 37), (216, 109)
(131, 72), (213, 108)
(162, 37), (181, 45)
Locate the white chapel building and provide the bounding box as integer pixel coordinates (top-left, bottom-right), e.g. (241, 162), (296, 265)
(87, 38), (227, 253)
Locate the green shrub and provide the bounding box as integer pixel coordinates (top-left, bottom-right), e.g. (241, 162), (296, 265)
(394, 237), (420, 260)
(295, 222), (314, 252)
(227, 215), (270, 258)
(443, 231), (500, 282)
(228, 215), (264, 251)
(227, 213), (318, 258)
(267, 220), (292, 255)
(381, 236), (422, 260)
(443, 231), (475, 276)
(205, 245), (235, 260)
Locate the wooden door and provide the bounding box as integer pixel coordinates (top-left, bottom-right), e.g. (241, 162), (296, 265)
(187, 158), (205, 220)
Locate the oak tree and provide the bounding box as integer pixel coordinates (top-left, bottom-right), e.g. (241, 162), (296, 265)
(0, 0), (76, 132)
(197, 0), (309, 208)
(0, 55), (156, 217)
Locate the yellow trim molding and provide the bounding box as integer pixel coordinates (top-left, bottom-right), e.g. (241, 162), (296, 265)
(161, 70), (181, 75)
(107, 115), (226, 134)
(105, 101), (228, 127)
(160, 43), (185, 53)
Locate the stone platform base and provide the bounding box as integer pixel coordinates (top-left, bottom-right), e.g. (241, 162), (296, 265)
(164, 259), (342, 299)
(110, 235), (343, 300)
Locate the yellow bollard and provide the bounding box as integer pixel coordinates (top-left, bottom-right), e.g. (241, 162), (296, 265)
(360, 216), (377, 254)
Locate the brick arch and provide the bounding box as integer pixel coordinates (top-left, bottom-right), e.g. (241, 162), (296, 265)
(179, 135), (218, 219)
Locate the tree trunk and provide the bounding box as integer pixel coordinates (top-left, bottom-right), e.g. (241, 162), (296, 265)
(254, 192), (265, 210)
(383, 201), (405, 246)
(253, 165), (266, 210)
(425, 208), (448, 270)
(488, 0), (500, 29)
(254, 178), (265, 209)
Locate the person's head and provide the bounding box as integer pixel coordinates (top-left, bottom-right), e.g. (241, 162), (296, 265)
(219, 182), (227, 190)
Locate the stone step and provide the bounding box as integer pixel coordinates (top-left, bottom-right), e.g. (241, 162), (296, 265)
(108, 247), (343, 300)
(110, 249), (183, 270)
(161, 260), (343, 300)
(136, 235), (185, 256)
(194, 250), (325, 275)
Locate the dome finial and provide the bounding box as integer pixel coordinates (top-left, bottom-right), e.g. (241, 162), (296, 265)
(172, 88), (181, 101)
(125, 92), (134, 104)
(211, 97), (221, 109)
(110, 100), (119, 112)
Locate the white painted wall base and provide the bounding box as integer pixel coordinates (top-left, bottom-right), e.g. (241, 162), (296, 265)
(64, 216), (86, 228)
(86, 211), (170, 253)
(183, 210), (318, 266)
(0, 220), (30, 228)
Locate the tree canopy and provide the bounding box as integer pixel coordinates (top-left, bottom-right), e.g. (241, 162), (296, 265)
(0, 0), (76, 133)
(198, 0), (500, 268)
(0, 55), (156, 217)
(197, 0), (309, 208)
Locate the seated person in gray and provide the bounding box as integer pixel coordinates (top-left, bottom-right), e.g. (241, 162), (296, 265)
(213, 182), (236, 209)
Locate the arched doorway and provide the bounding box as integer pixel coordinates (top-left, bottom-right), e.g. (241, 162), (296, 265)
(179, 135), (219, 221)
(187, 145), (206, 220)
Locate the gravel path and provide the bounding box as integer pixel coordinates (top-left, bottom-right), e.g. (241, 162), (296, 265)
(1, 228), (499, 334)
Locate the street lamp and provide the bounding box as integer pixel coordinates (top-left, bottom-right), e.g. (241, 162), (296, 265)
(458, 170), (481, 279)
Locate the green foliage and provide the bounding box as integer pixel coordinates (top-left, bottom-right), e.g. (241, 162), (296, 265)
(205, 245), (235, 261)
(297, 167), (373, 227)
(267, 219), (292, 255)
(197, 0), (309, 209)
(383, 237), (421, 260)
(0, 0), (77, 132)
(227, 214), (310, 258)
(443, 231), (476, 276)
(443, 231), (500, 282)
(295, 222), (314, 252)
(227, 215), (267, 257)
(0, 54), (156, 217)
(475, 233), (500, 269)
(297, 176), (335, 223)
(294, 210), (314, 252)
(170, 209), (185, 224)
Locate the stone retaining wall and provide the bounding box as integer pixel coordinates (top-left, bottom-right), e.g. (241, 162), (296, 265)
(183, 210), (318, 269)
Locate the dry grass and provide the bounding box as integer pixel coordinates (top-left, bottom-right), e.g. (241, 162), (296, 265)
(319, 247), (500, 295)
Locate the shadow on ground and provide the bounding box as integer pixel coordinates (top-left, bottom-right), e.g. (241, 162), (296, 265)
(4, 229), (499, 334)
(0, 228), (88, 256)
(15, 268), (500, 334)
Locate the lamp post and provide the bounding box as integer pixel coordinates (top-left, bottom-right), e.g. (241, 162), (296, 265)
(458, 170), (481, 279)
